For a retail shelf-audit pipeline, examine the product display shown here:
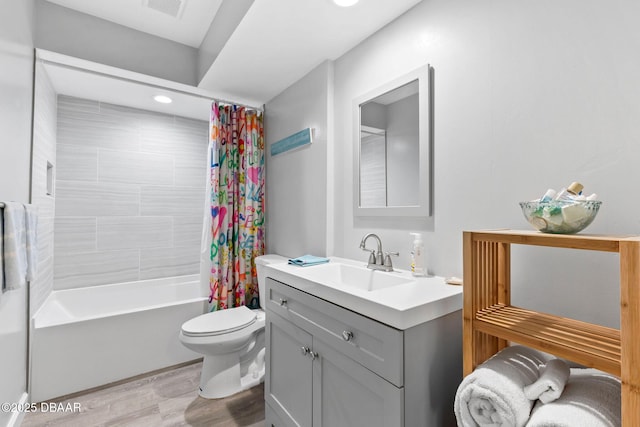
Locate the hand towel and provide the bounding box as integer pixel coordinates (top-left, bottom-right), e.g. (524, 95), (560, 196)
(24, 204), (38, 281)
(0, 207), (4, 292)
(526, 368), (621, 427)
(454, 345), (549, 427)
(2, 202), (28, 289)
(524, 358), (571, 403)
(288, 255), (330, 267)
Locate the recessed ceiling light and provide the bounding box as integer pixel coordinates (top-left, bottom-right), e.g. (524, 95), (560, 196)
(154, 95), (173, 104)
(333, 0), (359, 7)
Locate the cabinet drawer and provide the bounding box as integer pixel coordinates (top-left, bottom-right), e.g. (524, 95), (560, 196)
(266, 278), (404, 386)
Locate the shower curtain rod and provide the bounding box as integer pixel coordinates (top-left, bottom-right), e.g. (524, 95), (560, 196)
(39, 58), (265, 112)
(213, 99), (264, 112)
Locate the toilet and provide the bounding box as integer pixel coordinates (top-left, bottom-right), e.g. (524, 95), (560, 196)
(179, 254), (287, 399)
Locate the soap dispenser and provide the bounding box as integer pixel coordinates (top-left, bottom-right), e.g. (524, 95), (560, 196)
(410, 233), (425, 277)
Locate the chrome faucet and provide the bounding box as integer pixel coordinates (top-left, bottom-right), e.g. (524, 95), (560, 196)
(359, 233), (398, 272)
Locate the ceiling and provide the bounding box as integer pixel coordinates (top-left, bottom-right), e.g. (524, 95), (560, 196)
(45, 0), (224, 48)
(43, 0), (423, 107)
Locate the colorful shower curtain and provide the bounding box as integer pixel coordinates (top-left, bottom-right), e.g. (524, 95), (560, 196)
(203, 102), (265, 311)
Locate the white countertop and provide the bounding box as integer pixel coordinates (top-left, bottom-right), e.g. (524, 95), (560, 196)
(264, 257), (463, 330)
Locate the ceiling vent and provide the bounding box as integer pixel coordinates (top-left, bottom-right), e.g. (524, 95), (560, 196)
(143, 0), (187, 18)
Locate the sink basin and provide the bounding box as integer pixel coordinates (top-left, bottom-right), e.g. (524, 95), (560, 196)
(301, 262), (414, 292)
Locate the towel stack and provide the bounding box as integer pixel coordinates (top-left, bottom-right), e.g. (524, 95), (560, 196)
(1, 202), (38, 292)
(454, 346), (621, 427)
(526, 368), (621, 427)
(288, 254), (330, 267)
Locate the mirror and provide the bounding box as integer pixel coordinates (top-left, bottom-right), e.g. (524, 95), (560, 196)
(353, 65), (431, 217)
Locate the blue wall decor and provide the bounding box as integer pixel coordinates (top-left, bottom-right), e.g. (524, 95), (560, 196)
(270, 128), (313, 156)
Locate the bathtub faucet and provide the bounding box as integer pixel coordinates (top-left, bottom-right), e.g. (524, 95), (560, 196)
(359, 233), (398, 272)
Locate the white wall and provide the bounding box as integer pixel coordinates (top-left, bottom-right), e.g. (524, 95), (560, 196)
(0, 0), (34, 424)
(34, 0), (198, 85)
(265, 61), (333, 258)
(30, 63), (57, 314)
(330, 0), (640, 328)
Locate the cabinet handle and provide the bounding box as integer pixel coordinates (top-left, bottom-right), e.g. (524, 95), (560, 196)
(301, 346), (310, 356)
(279, 298), (288, 306)
(342, 330), (354, 342)
(309, 351), (319, 360)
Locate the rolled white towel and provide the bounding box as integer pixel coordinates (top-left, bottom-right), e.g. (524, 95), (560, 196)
(454, 345), (549, 427)
(526, 368), (621, 427)
(523, 358), (570, 403)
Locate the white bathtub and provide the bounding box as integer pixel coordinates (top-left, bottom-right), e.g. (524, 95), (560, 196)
(30, 275), (208, 402)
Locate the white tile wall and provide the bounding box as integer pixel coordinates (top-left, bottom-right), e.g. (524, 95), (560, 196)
(55, 180), (140, 217)
(56, 144), (98, 182)
(97, 216), (172, 250)
(54, 96), (207, 290)
(98, 149), (174, 185)
(173, 216), (204, 247)
(139, 246), (200, 280)
(54, 250), (140, 289)
(140, 185), (203, 216)
(54, 217), (97, 253)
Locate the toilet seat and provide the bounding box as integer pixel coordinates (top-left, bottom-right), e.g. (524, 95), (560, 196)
(181, 306), (257, 337)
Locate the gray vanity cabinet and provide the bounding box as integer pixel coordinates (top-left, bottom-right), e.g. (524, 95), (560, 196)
(266, 311), (314, 426)
(266, 312), (402, 427)
(264, 277), (461, 427)
(311, 338), (403, 426)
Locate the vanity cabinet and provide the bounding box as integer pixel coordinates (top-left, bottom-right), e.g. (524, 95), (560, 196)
(264, 277), (462, 427)
(267, 312), (402, 426)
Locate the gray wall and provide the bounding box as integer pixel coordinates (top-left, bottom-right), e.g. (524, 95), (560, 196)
(35, 0), (198, 86)
(332, 0), (637, 328)
(264, 0), (639, 330)
(0, 0), (34, 424)
(265, 61), (332, 258)
(30, 63), (58, 314)
(54, 96), (208, 290)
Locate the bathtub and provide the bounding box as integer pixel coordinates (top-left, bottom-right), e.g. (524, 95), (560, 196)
(30, 275), (208, 402)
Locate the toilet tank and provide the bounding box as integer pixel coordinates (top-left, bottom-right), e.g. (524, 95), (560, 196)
(255, 254), (288, 309)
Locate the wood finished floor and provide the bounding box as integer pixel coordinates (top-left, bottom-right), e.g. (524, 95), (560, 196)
(22, 361), (265, 427)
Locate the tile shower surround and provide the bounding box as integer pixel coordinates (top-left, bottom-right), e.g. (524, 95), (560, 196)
(53, 96), (208, 290)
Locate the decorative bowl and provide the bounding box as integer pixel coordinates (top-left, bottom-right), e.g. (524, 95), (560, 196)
(519, 200), (602, 234)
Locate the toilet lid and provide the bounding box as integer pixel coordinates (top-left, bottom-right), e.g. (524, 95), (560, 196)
(182, 306), (257, 337)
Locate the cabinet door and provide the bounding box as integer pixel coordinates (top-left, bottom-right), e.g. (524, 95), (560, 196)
(265, 403), (284, 427)
(312, 338), (404, 427)
(266, 312), (313, 427)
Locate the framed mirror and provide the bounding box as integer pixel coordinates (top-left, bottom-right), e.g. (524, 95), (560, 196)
(353, 65), (431, 217)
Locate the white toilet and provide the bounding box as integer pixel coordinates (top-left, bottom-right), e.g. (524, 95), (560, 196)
(179, 254), (287, 399)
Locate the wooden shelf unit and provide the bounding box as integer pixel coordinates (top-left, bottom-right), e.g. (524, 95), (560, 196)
(463, 229), (640, 426)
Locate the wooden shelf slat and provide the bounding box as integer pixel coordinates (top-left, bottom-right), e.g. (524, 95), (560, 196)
(474, 305), (621, 376)
(477, 305), (620, 345)
(470, 229), (639, 252)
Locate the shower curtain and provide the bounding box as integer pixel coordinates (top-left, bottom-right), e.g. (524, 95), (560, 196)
(201, 102), (265, 311)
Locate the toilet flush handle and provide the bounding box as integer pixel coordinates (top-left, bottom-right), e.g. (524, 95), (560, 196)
(279, 298), (288, 306)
